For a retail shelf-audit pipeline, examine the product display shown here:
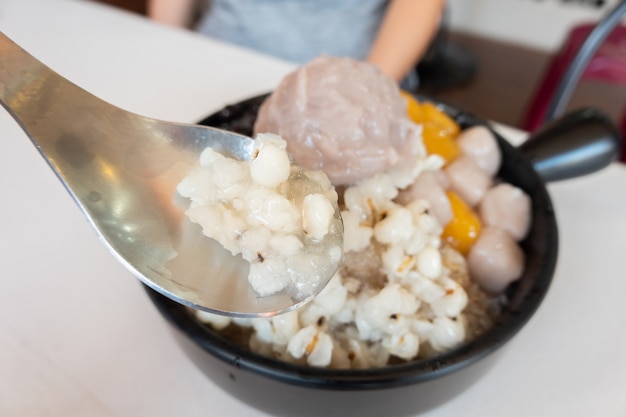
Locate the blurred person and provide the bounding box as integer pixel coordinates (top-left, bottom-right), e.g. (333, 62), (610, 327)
(147, 0), (445, 88)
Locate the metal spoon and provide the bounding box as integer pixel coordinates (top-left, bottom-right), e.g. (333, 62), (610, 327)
(0, 32), (343, 317)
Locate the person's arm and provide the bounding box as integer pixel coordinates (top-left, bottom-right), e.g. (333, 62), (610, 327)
(367, 0), (446, 83)
(147, 0), (198, 28)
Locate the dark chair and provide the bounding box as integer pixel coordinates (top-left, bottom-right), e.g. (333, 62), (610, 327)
(414, 7), (477, 93)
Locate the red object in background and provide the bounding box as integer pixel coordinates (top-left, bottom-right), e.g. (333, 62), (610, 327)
(622, 108), (626, 162)
(522, 24), (626, 162)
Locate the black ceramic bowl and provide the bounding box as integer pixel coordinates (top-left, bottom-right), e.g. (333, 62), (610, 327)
(144, 95), (620, 417)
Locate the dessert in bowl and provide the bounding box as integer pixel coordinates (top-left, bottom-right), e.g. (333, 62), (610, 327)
(144, 57), (618, 416)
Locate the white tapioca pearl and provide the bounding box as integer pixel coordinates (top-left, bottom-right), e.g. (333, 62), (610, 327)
(302, 193), (335, 240)
(250, 141), (291, 188)
(416, 246), (442, 279)
(268, 234), (303, 256)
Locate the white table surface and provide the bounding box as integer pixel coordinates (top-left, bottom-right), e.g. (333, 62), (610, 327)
(1, 1), (625, 416)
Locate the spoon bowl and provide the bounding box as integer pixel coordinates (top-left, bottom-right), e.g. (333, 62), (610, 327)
(0, 32), (343, 317)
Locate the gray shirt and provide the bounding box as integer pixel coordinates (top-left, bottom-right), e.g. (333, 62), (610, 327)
(196, 0), (389, 64)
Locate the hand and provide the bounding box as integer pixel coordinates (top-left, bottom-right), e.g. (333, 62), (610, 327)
(367, 0), (446, 83)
